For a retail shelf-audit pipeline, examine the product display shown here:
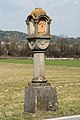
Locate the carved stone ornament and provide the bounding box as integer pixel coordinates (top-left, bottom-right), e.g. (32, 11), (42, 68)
(28, 40), (35, 50)
(28, 38), (50, 50)
(37, 40), (49, 49)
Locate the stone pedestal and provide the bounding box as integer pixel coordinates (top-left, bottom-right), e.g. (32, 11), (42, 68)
(24, 83), (58, 113)
(24, 50), (58, 113)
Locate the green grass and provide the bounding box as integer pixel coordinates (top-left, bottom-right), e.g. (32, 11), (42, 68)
(0, 59), (33, 64)
(0, 59), (80, 120)
(0, 59), (80, 67)
(45, 59), (80, 67)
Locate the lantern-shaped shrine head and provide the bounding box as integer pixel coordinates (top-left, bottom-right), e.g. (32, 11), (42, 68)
(26, 8), (51, 36)
(26, 8), (52, 50)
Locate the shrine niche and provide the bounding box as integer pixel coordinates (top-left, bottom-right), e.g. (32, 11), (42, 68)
(38, 19), (46, 34)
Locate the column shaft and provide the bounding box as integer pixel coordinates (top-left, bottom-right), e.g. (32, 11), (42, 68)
(32, 51), (47, 83)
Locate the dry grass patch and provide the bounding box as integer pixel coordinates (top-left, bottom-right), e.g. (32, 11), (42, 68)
(0, 62), (80, 119)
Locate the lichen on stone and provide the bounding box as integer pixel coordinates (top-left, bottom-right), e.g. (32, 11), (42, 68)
(31, 8), (46, 18)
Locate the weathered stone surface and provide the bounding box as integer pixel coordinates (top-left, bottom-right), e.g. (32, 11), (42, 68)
(31, 8), (46, 18)
(33, 51), (46, 83)
(27, 36), (51, 50)
(24, 83), (58, 113)
(26, 8), (51, 36)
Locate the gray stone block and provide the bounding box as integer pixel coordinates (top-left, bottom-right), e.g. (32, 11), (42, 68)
(24, 83), (58, 113)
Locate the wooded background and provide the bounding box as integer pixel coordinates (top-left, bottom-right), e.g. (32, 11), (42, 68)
(0, 30), (80, 58)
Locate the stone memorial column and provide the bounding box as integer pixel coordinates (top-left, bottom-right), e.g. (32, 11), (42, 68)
(24, 8), (58, 113)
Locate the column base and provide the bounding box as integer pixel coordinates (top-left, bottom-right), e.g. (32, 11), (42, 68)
(24, 82), (58, 113)
(32, 77), (47, 83)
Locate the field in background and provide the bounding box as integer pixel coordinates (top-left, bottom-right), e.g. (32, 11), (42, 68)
(0, 59), (80, 120)
(0, 59), (80, 67)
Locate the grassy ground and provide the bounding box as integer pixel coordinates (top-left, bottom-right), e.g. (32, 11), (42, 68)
(0, 59), (80, 120)
(0, 59), (80, 67)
